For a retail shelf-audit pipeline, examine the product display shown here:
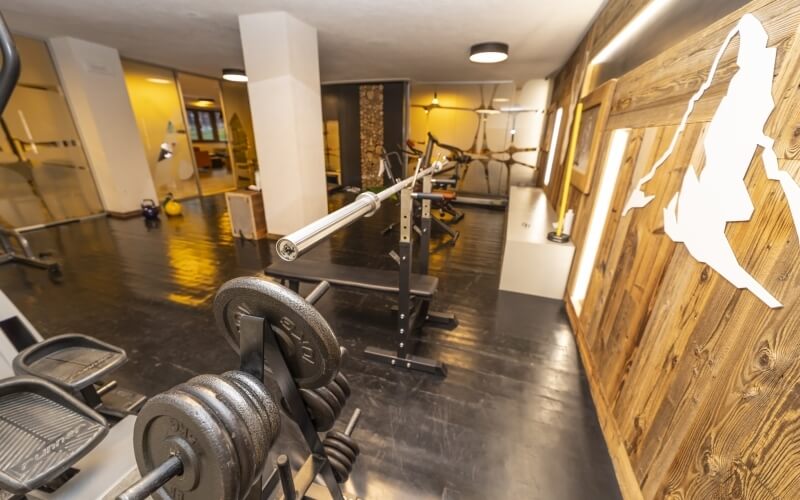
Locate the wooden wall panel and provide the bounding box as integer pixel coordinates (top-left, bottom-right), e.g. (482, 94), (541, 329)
(544, 0), (800, 498)
(607, 0), (800, 131)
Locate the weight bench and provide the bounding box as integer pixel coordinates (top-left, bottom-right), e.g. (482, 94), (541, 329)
(268, 259), (437, 297)
(266, 259), (457, 375)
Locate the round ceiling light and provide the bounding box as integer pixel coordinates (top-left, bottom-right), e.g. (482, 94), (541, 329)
(469, 42), (509, 64)
(222, 68), (248, 82)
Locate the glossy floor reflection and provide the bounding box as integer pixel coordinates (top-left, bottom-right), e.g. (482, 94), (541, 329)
(0, 193), (620, 500)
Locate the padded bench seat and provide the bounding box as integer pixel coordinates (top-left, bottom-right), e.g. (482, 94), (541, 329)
(266, 259), (438, 298)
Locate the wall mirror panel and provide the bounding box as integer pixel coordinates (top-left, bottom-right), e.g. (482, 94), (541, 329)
(0, 35), (103, 229)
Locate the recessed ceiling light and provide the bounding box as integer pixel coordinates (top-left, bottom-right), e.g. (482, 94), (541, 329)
(469, 42), (509, 64)
(493, 97), (510, 102)
(146, 77), (171, 84)
(192, 98), (216, 107)
(222, 68), (248, 82)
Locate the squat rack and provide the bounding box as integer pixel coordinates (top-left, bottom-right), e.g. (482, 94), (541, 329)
(275, 137), (457, 375)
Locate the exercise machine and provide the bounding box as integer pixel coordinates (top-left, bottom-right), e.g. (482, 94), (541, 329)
(0, 290), (144, 499)
(431, 136), (510, 208)
(0, 227), (61, 277)
(0, 14), (61, 278)
(269, 137), (458, 376)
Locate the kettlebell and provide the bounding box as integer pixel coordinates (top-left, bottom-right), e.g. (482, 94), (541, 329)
(163, 192), (182, 217)
(141, 199), (160, 220)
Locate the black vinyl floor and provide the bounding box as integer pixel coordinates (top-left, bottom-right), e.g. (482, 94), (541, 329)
(0, 193), (621, 500)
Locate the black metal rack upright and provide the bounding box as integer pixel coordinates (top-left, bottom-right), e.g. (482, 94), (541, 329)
(363, 139), (458, 375)
(238, 282), (347, 500)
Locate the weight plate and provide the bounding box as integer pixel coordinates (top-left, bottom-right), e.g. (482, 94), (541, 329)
(221, 371), (280, 444)
(327, 455), (350, 483)
(324, 437), (357, 463)
(214, 277), (341, 389)
(324, 446), (354, 471)
(300, 388), (337, 432)
(333, 373), (351, 398)
(174, 383), (252, 492)
(325, 380), (347, 408)
(327, 431), (360, 456)
(315, 386), (342, 418)
(134, 391), (238, 500)
(189, 374), (270, 484)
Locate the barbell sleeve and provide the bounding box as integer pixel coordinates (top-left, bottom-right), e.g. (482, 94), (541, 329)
(305, 280), (331, 305)
(117, 455), (183, 500)
(411, 192), (445, 201)
(344, 408), (361, 436)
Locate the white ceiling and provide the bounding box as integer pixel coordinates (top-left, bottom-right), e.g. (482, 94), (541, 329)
(0, 0), (605, 83)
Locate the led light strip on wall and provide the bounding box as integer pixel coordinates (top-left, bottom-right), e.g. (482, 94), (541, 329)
(543, 107), (563, 186)
(570, 128), (630, 314)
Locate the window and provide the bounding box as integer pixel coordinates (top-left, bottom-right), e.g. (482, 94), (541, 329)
(214, 111), (227, 142)
(187, 109), (199, 141)
(185, 108), (228, 142)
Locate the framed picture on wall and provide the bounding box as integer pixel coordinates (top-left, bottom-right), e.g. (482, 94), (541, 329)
(570, 79), (617, 194)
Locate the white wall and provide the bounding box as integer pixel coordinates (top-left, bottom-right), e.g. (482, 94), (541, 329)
(49, 37), (156, 214)
(239, 11), (327, 235)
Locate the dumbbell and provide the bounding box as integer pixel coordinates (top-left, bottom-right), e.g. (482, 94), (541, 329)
(323, 409), (361, 483)
(300, 372), (351, 432)
(118, 371), (280, 500)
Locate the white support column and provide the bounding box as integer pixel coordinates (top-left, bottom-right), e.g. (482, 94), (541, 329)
(239, 11), (328, 236)
(48, 37), (156, 215)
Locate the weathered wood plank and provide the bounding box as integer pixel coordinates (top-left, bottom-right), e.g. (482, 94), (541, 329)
(546, 1), (800, 498)
(607, 0), (800, 130)
(582, 127), (659, 344)
(569, 298), (645, 500)
(641, 159), (800, 498)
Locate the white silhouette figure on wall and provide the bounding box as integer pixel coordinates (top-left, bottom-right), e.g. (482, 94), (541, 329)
(623, 14), (799, 308)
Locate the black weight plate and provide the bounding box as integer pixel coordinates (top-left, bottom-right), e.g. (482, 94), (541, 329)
(324, 446), (354, 471)
(327, 431), (360, 456)
(333, 373), (351, 398)
(299, 388), (336, 432)
(189, 374), (269, 482)
(324, 437), (356, 463)
(214, 277), (341, 389)
(187, 375), (268, 488)
(315, 386), (342, 418)
(134, 391), (238, 500)
(175, 383), (253, 491)
(327, 455), (350, 483)
(325, 380), (347, 408)
(221, 371), (280, 444)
